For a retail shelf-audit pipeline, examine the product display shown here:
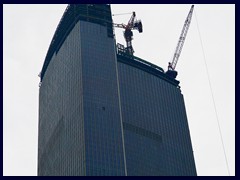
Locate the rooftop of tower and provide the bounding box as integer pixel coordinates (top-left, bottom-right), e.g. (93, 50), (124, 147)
(116, 43), (179, 87)
(40, 4), (179, 87)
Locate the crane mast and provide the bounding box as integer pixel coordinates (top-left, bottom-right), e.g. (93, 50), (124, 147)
(167, 5), (194, 78)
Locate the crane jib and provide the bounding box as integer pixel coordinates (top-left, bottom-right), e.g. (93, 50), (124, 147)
(166, 5), (194, 79)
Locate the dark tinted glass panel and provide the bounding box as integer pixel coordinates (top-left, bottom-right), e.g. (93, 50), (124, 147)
(117, 61), (197, 176)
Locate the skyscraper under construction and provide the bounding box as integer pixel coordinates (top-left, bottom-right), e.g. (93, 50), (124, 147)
(38, 4), (197, 176)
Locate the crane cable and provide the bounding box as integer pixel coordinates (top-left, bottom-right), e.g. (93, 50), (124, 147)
(112, 12), (132, 16)
(194, 9), (231, 176)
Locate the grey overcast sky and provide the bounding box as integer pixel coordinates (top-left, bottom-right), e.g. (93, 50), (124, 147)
(3, 4), (235, 176)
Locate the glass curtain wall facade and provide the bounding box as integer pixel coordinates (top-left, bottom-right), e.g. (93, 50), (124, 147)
(38, 4), (197, 176)
(117, 54), (197, 176)
(38, 4), (125, 176)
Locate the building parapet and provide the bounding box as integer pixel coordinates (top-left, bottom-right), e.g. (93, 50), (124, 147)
(116, 43), (180, 87)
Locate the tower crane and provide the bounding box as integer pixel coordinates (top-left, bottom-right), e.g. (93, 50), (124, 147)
(166, 5), (194, 78)
(113, 12), (143, 55)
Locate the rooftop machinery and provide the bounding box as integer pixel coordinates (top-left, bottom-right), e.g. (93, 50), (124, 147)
(113, 12), (143, 55)
(166, 5), (194, 78)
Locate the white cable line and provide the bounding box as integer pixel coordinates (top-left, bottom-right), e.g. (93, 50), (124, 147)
(194, 9), (231, 176)
(112, 12), (132, 16)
